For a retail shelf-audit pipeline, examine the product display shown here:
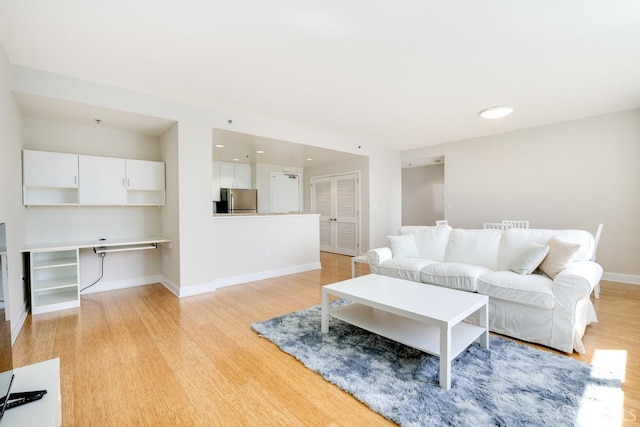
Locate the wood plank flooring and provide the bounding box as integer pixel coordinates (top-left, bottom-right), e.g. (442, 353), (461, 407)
(11, 253), (640, 426)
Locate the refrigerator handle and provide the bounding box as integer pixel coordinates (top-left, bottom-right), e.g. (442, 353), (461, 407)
(230, 193), (234, 212)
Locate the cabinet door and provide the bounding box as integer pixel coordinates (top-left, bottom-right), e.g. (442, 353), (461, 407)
(23, 150), (78, 188)
(78, 155), (126, 205)
(126, 160), (165, 191)
(219, 163), (236, 188)
(234, 164), (251, 189)
(212, 162), (221, 201)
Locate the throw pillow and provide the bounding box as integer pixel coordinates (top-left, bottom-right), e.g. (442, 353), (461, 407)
(538, 236), (581, 279)
(388, 235), (419, 258)
(509, 243), (549, 275)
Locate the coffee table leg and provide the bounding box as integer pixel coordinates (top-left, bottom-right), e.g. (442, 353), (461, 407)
(440, 326), (451, 390)
(479, 302), (489, 348)
(321, 290), (330, 333)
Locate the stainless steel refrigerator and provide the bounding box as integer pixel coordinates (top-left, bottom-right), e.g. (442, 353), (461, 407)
(220, 188), (258, 214)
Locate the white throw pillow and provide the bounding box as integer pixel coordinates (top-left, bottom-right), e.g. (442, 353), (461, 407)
(388, 235), (419, 258)
(509, 243), (550, 275)
(538, 236), (581, 279)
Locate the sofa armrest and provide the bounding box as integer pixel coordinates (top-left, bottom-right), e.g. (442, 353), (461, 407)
(553, 261), (604, 306)
(366, 247), (392, 272)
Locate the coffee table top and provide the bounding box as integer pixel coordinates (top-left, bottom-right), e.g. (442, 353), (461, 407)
(323, 274), (487, 326)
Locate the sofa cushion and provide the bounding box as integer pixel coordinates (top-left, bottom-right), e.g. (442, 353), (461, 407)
(387, 234), (419, 258)
(498, 229), (594, 270)
(509, 243), (549, 275)
(478, 271), (554, 309)
(378, 258), (438, 282)
(399, 225), (450, 262)
(445, 229), (502, 270)
(420, 262), (493, 292)
(538, 236), (581, 279)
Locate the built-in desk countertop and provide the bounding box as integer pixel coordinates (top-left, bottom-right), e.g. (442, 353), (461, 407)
(20, 236), (171, 253)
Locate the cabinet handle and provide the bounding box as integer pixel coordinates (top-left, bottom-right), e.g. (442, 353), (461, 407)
(122, 178), (125, 187)
(128, 178), (131, 188)
(74, 176), (77, 186)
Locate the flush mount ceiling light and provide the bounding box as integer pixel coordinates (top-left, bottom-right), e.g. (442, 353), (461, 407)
(479, 105), (514, 119)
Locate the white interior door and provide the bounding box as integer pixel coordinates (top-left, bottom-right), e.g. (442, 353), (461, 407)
(271, 173), (301, 213)
(312, 172), (359, 256)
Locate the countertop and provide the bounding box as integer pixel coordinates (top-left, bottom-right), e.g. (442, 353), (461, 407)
(213, 212), (320, 218)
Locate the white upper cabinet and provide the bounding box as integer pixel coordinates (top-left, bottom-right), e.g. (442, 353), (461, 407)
(212, 162), (221, 201)
(216, 162), (251, 189)
(126, 159), (165, 191)
(23, 150), (165, 206)
(23, 150), (79, 188)
(78, 155), (126, 205)
(234, 164), (251, 189)
(125, 159), (165, 205)
(23, 150), (79, 205)
(219, 163), (236, 188)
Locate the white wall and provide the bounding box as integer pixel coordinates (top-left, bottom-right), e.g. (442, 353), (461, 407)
(8, 62), (402, 293)
(402, 109), (640, 280)
(254, 163), (303, 213)
(20, 118), (165, 292)
(402, 164), (445, 226)
(0, 45), (28, 342)
(160, 123), (180, 288)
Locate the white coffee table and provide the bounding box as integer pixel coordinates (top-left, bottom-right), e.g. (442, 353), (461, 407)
(321, 274), (489, 390)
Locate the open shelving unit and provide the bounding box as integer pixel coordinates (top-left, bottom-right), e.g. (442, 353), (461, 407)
(30, 249), (80, 314)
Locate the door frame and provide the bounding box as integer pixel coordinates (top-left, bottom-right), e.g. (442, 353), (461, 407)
(310, 171), (362, 256)
(270, 172), (302, 213)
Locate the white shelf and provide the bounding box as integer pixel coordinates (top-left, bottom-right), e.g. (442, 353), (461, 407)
(330, 303), (486, 359)
(32, 257), (78, 269)
(32, 289), (80, 314)
(30, 248), (79, 315)
(32, 276), (78, 292)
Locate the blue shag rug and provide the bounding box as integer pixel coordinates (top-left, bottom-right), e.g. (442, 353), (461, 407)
(252, 300), (622, 427)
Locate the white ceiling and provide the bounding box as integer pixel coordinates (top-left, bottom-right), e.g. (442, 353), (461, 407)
(2, 1), (640, 153)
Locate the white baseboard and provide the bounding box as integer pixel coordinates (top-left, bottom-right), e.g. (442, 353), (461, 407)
(178, 262), (322, 298)
(160, 276), (180, 297)
(11, 300), (28, 346)
(79, 275), (163, 295)
(602, 272), (640, 285)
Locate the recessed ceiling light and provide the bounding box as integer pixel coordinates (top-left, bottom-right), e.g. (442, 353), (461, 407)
(306, 158), (313, 161)
(233, 158), (240, 162)
(215, 144), (225, 148)
(479, 105), (514, 119)
(256, 150), (265, 154)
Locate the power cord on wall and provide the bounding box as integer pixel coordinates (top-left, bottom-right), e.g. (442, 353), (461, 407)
(80, 252), (106, 293)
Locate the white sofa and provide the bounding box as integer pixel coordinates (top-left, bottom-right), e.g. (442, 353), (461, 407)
(366, 226), (603, 353)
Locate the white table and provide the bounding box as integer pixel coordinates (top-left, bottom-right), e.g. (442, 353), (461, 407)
(321, 274), (489, 390)
(0, 358), (61, 426)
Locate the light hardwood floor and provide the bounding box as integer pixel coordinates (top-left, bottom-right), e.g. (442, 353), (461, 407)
(11, 252), (640, 426)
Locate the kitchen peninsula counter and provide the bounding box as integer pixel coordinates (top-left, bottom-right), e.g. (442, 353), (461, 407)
(213, 212), (320, 218)
(196, 212), (321, 296)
